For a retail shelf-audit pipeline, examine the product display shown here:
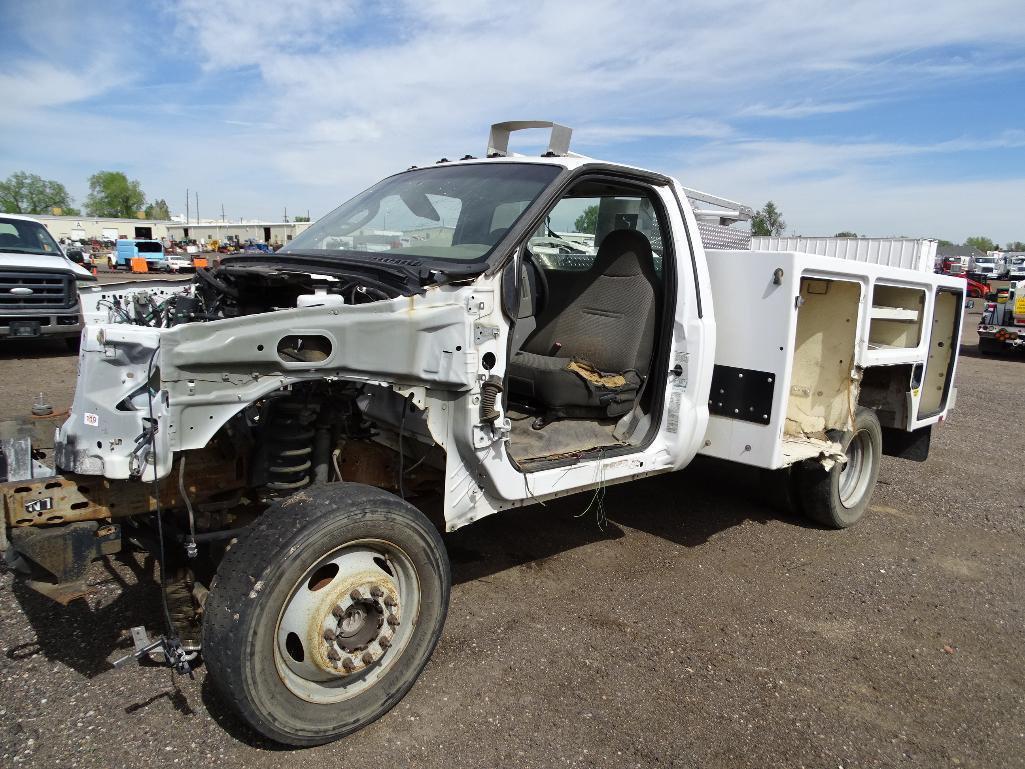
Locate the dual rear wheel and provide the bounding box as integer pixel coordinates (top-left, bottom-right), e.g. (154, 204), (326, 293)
(766, 406), (883, 529)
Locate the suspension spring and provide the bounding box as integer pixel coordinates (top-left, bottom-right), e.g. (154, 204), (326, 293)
(263, 399), (321, 492)
(480, 375), (503, 423)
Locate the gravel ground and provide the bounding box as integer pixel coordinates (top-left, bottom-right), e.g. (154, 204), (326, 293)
(1, 305), (1023, 769)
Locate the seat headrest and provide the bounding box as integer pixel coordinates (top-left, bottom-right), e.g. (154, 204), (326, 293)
(593, 229), (653, 277)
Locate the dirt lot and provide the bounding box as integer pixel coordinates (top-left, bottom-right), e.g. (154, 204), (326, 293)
(1, 300), (1023, 769)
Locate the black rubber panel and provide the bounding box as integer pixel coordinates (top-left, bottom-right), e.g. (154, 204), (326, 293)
(202, 483), (450, 746)
(707, 365), (776, 425)
(795, 407), (883, 529)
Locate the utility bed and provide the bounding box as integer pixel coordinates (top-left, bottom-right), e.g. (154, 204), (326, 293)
(699, 248), (964, 469)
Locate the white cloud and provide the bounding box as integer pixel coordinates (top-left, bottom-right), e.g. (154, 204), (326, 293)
(2, 0), (1025, 242)
(738, 100), (877, 119)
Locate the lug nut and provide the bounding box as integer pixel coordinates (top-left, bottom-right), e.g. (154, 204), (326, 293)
(370, 585), (384, 598)
(383, 596), (397, 608)
(331, 604), (345, 619)
(387, 614), (400, 627)
(327, 647), (341, 661)
(323, 628), (336, 642)
(349, 589), (363, 601)
(379, 635), (392, 650)
(361, 652), (374, 665)
(342, 657), (355, 672)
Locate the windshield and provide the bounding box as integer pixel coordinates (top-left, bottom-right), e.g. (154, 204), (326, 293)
(975, 257), (995, 264)
(0, 217), (63, 255)
(282, 163), (562, 262)
(136, 241), (163, 254)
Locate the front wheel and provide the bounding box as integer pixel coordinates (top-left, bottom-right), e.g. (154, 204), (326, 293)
(795, 406), (882, 529)
(202, 483), (450, 746)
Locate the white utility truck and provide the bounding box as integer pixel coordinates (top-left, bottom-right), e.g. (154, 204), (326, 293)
(0, 122), (964, 746)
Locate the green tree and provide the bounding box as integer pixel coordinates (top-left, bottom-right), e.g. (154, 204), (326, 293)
(144, 199), (171, 220)
(0, 171), (78, 215)
(573, 204), (598, 234)
(293, 214), (311, 222)
(936, 239), (953, 246)
(1006, 241), (1025, 251)
(84, 171), (145, 218)
(834, 231), (859, 238)
(751, 200), (785, 236)
(964, 235), (996, 253)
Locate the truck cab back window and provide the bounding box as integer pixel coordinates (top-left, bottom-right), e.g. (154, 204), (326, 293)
(528, 190), (664, 274)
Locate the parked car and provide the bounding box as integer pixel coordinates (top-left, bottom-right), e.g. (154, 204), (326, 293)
(164, 253), (195, 273)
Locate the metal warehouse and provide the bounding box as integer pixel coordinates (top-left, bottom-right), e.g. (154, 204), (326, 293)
(165, 221), (313, 245)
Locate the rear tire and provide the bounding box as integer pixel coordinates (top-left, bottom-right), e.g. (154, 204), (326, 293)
(978, 338), (1003, 355)
(202, 483), (450, 746)
(795, 407), (882, 529)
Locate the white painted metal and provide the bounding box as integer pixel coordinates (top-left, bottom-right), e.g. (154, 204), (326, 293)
(699, 249), (964, 469)
(751, 236), (938, 274)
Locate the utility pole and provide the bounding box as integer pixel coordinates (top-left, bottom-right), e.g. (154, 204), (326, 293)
(221, 203), (225, 222)
(284, 206), (288, 223)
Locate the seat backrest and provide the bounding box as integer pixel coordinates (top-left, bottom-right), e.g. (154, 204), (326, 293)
(524, 229), (659, 374)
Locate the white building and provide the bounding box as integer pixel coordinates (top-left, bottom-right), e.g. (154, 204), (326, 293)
(32, 214), (172, 242)
(165, 221), (314, 246)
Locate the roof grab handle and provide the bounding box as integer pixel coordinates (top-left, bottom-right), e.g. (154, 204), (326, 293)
(487, 121), (573, 157)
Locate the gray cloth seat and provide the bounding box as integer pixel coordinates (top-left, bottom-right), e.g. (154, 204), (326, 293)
(507, 229), (659, 418)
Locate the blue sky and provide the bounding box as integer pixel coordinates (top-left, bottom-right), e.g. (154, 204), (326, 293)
(1, 0), (1024, 242)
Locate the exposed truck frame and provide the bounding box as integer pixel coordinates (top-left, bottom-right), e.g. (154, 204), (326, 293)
(0, 122), (964, 746)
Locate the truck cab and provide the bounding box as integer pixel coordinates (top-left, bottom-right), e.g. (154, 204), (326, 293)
(110, 238), (167, 271)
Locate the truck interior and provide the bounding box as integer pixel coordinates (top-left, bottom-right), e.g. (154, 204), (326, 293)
(869, 285), (926, 350)
(502, 178), (672, 468)
(784, 277), (862, 439)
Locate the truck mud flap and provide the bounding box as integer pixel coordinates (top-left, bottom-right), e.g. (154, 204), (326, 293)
(881, 425), (931, 462)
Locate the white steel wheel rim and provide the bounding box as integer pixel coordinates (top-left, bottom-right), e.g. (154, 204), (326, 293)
(273, 540), (421, 704)
(838, 430), (873, 508)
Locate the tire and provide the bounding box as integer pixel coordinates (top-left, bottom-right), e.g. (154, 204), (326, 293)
(202, 483), (450, 746)
(978, 338), (1003, 355)
(794, 407), (882, 529)
(759, 466), (801, 517)
(64, 335), (81, 352)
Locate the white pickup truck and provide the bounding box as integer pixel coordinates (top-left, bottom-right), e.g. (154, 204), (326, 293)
(0, 122), (964, 746)
(0, 213), (94, 347)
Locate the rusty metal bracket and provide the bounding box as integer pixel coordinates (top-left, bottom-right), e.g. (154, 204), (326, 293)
(2, 447), (247, 528)
(9, 521), (121, 604)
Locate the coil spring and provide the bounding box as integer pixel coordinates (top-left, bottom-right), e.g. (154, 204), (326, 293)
(480, 375), (503, 422)
(263, 399), (320, 492)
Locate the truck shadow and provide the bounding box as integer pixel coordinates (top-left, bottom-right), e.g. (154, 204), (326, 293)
(446, 455), (810, 587)
(959, 341), (1025, 361)
(0, 338), (76, 360)
(4, 555), (166, 679)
